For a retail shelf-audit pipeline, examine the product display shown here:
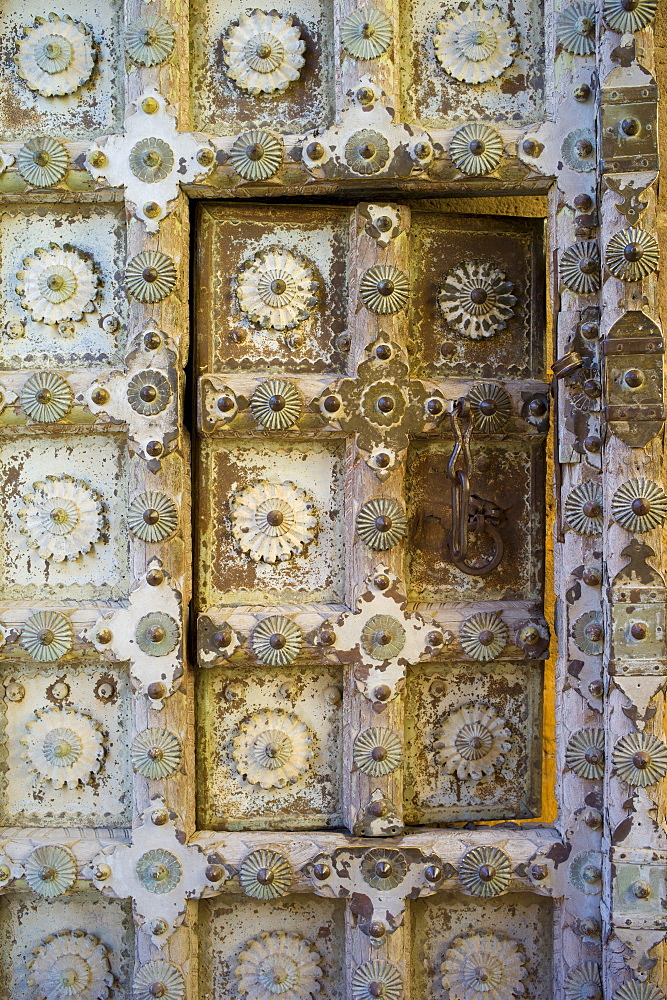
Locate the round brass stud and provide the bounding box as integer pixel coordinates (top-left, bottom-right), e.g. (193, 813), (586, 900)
(206, 864), (224, 882)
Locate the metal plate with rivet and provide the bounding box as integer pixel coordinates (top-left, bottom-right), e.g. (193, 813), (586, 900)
(601, 73), (659, 172)
(612, 602), (666, 661)
(611, 861), (667, 930)
(602, 337), (664, 356)
(604, 312), (664, 446)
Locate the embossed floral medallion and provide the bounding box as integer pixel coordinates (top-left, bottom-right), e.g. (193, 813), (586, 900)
(126, 13), (176, 66)
(24, 844), (77, 897)
(20, 609), (73, 661)
(345, 129), (391, 175)
(16, 137), (68, 187)
(606, 228), (660, 282)
(351, 961), (403, 1000)
(459, 612), (508, 661)
(20, 371), (73, 423)
(340, 7), (393, 59)
(602, 0), (656, 32)
(556, 1), (596, 54)
(136, 847), (183, 893)
(563, 962), (603, 1000)
(559, 241), (601, 294)
(133, 961), (185, 1000)
(228, 130), (283, 181)
(231, 481), (316, 563)
(563, 482), (603, 535)
(18, 474), (106, 562)
(232, 710), (313, 788)
(239, 849), (293, 899)
(28, 930), (113, 1000)
(237, 249), (319, 330)
(459, 845), (512, 897)
(612, 732), (667, 787)
(126, 251), (177, 303)
(22, 705), (104, 788)
(235, 931), (322, 999)
(565, 728), (605, 779)
(353, 727), (403, 776)
(441, 932), (526, 1000)
(250, 379), (303, 430)
(449, 125), (504, 175)
(16, 244), (99, 326)
(129, 137), (175, 183)
(131, 727), (183, 779)
(224, 10), (306, 95)
(434, 703), (512, 781)
(128, 491), (179, 542)
(438, 261), (516, 340)
(15, 13), (95, 97)
(611, 478), (667, 533)
(434, 2), (518, 84)
(250, 615), (303, 666)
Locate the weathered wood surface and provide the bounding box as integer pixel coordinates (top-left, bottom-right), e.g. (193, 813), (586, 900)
(0, 0), (663, 995)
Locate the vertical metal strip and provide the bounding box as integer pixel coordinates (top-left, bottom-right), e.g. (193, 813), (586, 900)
(343, 202), (412, 997)
(122, 0), (196, 993)
(546, 0), (604, 991)
(597, 11), (666, 995)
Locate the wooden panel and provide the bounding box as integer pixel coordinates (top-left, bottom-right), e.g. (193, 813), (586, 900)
(196, 438), (346, 606)
(195, 202), (350, 375)
(0, 661), (131, 827)
(0, 203), (127, 369)
(411, 212), (546, 380)
(401, 0), (546, 127)
(407, 437), (546, 602)
(404, 660), (543, 824)
(0, 1), (124, 140)
(196, 661), (343, 830)
(190, 1), (335, 136)
(199, 895), (346, 998)
(411, 892), (554, 998)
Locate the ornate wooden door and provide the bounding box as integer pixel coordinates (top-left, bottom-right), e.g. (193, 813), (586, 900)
(0, 1), (664, 999)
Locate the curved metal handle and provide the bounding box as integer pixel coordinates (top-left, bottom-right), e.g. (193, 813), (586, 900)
(449, 469), (469, 561)
(447, 521), (505, 577)
(446, 396), (505, 577)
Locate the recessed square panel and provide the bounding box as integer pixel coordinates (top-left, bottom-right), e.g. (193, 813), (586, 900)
(197, 663), (343, 830)
(410, 213), (545, 380)
(402, 0), (545, 128)
(196, 203), (349, 374)
(407, 438), (545, 602)
(0, 893), (132, 997)
(404, 661), (542, 824)
(411, 893), (553, 999)
(190, 0), (334, 136)
(0, 432), (130, 601)
(0, 662), (131, 827)
(200, 895), (345, 1000)
(197, 439), (345, 607)
(0, 204), (126, 370)
(0, 1), (123, 139)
